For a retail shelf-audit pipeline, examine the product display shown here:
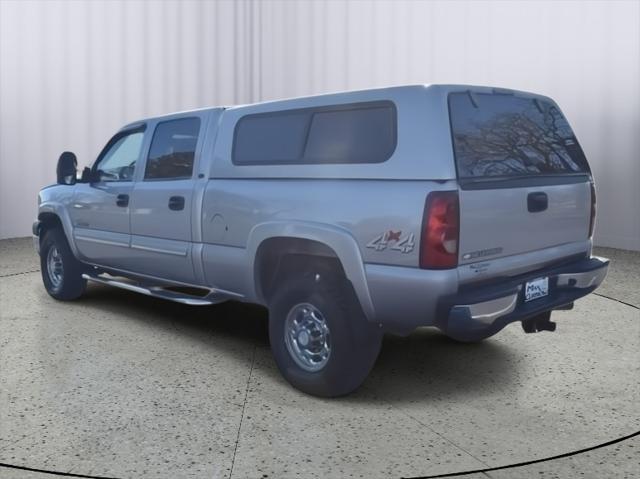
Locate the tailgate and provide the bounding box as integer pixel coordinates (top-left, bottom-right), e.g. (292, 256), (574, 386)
(458, 181), (590, 264)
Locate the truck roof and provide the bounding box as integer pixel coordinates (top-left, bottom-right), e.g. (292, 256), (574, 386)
(121, 83), (551, 130)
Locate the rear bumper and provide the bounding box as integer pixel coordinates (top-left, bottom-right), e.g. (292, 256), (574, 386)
(442, 255), (609, 341)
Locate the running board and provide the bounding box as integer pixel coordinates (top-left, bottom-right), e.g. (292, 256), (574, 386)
(82, 273), (229, 306)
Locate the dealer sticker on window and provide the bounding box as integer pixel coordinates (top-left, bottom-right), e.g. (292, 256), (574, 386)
(525, 277), (549, 302)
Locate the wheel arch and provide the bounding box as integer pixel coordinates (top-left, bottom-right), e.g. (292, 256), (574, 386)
(247, 221), (375, 320)
(37, 204), (79, 257)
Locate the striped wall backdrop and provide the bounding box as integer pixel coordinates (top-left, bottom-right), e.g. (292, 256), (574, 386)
(1, 0), (639, 249)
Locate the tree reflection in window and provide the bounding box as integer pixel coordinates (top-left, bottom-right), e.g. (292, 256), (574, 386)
(449, 93), (589, 178)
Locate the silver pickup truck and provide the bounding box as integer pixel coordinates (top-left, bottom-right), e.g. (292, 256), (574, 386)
(34, 85), (609, 397)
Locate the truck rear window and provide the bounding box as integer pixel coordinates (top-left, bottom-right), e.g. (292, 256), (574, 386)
(448, 92), (589, 179)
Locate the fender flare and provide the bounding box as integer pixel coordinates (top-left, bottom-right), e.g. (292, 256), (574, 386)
(246, 221), (376, 320)
(37, 202), (80, 258)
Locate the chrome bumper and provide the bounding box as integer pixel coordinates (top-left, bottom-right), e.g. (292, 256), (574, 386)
(456, 293), (520, 326)
(445, 256), (609, 341)
(556, 262), (609, 289)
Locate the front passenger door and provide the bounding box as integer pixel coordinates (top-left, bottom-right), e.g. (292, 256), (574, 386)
(72, 127), (146, 270)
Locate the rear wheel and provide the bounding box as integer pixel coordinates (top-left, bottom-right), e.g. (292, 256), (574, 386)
(40, 228), (87, 300)
(268, 270), (382, 397)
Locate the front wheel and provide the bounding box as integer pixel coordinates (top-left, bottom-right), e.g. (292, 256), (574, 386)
(269, 271), (382, 397)
(40, 228), (87, 301)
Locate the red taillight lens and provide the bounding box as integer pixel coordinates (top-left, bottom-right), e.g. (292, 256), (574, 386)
(420, 191), (459, 269)
(589, 181), (596, 237)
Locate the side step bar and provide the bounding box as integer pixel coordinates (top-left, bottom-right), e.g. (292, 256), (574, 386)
(82, 273), (229, 306)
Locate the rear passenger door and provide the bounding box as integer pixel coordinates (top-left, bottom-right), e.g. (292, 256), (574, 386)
(128, 115), (205, 284)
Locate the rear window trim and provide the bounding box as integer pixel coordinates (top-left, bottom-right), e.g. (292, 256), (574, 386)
(231, 100), (398, 166)
(447, 91), (591, 189)
(457, 172), (591, 190)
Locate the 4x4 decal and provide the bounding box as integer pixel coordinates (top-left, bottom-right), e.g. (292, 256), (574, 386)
(366, 230), (415, 253)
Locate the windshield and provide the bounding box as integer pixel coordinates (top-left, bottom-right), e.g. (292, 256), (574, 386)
(448, 92), (589, 179)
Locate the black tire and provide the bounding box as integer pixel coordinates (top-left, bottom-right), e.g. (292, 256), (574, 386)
(40, 227), (87, 301)
(268, 270), (382, 397)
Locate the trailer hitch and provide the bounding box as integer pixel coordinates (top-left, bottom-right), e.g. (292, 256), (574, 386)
(522, 311), (556, 333)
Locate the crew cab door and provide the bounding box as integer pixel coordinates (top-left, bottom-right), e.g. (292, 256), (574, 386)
(71, 126), (146, 270)
(127, 115), (205, 284)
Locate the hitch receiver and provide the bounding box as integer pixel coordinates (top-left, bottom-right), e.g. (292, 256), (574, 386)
(522, 311), (556, 333)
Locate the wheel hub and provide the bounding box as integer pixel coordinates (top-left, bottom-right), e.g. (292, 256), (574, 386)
(284, 303), (331, 372)
(297, 330), (310, 347)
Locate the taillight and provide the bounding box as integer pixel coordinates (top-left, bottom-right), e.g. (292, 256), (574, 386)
(589, 181), (596, 237)
(420, 191), (459, 269)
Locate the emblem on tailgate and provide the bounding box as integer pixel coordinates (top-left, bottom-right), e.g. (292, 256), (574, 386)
(462, 247), (503, 260)
(367, 230), (415, 253)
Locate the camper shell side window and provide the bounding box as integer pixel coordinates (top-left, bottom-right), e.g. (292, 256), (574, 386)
(232, 101), (397, 165)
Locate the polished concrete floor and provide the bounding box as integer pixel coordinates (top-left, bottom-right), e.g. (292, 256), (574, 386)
(0, 238), (638, 479)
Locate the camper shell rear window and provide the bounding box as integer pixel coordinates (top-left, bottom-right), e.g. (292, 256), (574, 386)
(448, 92), (589, 181)
(232, 101), (397, 165)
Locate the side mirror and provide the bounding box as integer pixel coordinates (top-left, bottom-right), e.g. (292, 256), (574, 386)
(80, 166), (93, 183)
(56, 151), (77, 185)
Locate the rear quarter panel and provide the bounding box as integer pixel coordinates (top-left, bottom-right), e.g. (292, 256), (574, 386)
(201, 179), (458, 268)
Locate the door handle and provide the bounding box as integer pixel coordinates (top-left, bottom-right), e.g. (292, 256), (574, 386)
(527, 192), (548, 212)
(116, 194), (129, 207)
(168, 196), (185, 211)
